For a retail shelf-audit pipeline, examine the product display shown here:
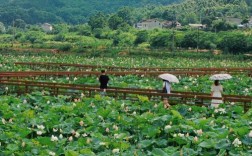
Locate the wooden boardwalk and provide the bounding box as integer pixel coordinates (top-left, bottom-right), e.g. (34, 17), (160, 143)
(0, 79), (251, 112)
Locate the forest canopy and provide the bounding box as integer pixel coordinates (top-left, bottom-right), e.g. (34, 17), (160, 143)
(0, 0), (251, 25)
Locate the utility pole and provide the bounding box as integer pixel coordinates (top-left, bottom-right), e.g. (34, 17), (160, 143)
(197, 26), (199, 52)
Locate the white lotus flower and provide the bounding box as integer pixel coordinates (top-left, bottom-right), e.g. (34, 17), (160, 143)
(1, 118), (6, 125)
(230, 102), (235, 105)
(47, 101), (50, 104)
(173, 134), (177, 137)
(66, 77), (70, 80)
(82, 133), (88, 137)
(232, 138), (242, 147)
(51, 135), (58, 142)
(188, 107), (192, 111)
(154, 104), (158, 108)
(59, 134), (63, 139)
(68, 136), (73, 141)
(75, 132), (80, 138)
(49, 151), (56, 156)
(79, 121), (84, 126)
(74, 77), (78, 81)
(132, 111), (136, 115)
(99, 142), (106, 146)
(23, 99), (27, 104)
(164, 125), (172, 130)
(113, 125), (119, 131)
(112, 148), (120, 154)
(106, 128), (110, 133)
(196, 129), (203, 136)
(186, 133), (189, 137)
(193, 136), (198, 142)
(60, 129), (63, 133)
(21, 142), (25, 147)
(81, 93), (84, 98)
(218, 108), (226, 114)
(53, 128), (58, 132)
(178, 133), (184, 137)
(8, 118), (13, 123)
(37, 125), (45, 130)
(36, 131), (43, 135)
(184, 86), (188, 90)
(249, 130), (252, 137)
(5, 87), (8, 91)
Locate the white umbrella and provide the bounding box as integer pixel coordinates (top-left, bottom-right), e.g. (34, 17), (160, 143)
(158, 73), (179, 83)
(210, 74), (232, 80)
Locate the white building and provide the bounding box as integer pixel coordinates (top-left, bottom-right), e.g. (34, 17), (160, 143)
(135, 19), (163, 30)
(41, 23), (53, 32)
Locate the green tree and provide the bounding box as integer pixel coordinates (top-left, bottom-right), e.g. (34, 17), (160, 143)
(150, 32), (172, 48)
(88, 12), (108, 30)
(108, 14), (124, 30)
(134, 30), (149, 45)
(217, 32), (247, 54)
(14, 19), (26, 29)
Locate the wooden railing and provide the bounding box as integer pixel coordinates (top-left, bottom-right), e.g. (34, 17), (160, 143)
(0, 69), (250, 79)
(0, 79), (251, 112)
(14, 62), (252, 74)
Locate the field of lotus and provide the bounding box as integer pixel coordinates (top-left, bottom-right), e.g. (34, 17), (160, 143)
(0, 52), (251, 155)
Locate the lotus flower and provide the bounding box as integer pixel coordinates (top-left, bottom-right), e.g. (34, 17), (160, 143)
(51, 135), (58, 142)
(49, 151), (56, 156)
(232, 138), (242, 147)
(164, 125), (172, 130)
(112, 148), (120, 154)
(37, 125), (45, 130)
(75, 132), (80, 138)
(68, 136), (73, 141)
(193, 136), (198, 142)
(36, 131), (43, 135)
(59, 134), (63, 139)
(79, 121), (84, 126)
(249, 130), (252, 137)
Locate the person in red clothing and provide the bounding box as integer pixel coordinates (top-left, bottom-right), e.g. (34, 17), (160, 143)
(99, 70), (110, 93)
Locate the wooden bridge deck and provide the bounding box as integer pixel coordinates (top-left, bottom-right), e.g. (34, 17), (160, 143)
(0, 79), (251, 112)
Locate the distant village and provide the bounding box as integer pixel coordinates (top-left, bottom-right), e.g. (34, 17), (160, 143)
(134, 17), (252, 30)
(35, 16), (252, 33)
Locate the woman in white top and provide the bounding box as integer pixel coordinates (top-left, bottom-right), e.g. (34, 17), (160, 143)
(211, 80), (223, 108)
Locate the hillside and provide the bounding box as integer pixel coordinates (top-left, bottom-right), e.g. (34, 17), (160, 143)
(0, 0), (182, 25)
(133, 0), (251, 25)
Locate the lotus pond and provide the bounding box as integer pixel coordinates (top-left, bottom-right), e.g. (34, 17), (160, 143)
(0, 52), (251, 155)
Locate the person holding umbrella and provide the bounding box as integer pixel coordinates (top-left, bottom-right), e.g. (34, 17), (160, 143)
(210, 74), (232, 108)
(210, 80), (223, 108)
(158, 73), (179, 108)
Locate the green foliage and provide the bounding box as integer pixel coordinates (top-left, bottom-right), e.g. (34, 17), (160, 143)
(150, 31), (172, 48)
(217, 32), (248, 54)
(134, 30), (149, 45)
(88, 12), (108, 30)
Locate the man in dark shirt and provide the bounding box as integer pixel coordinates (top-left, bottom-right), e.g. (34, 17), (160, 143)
(99, 70), (110, 92)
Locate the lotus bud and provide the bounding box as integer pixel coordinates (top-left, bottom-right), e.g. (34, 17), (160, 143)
(79, 120), (84, 126)
(68, 136), (73, 141)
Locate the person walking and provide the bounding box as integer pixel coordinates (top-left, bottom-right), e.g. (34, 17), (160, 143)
(211, 80), (223, 108)
(162, 80), (171, 108)
(99, 70), (110, 93)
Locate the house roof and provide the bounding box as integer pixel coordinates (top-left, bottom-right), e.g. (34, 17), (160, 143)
(189, 24), (205, 27)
